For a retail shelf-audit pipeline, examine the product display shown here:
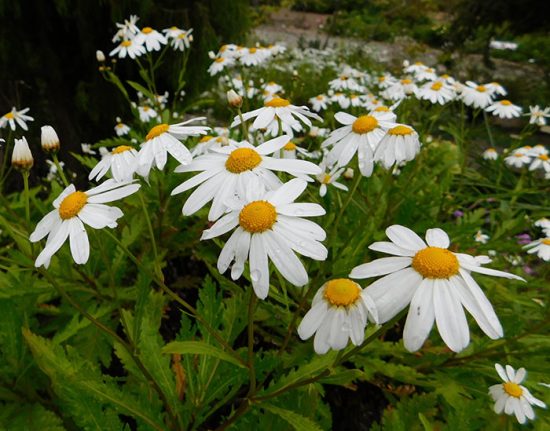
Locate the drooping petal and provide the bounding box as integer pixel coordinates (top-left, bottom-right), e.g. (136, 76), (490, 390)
(403, 278), (435, 352)
(349, 256), (412, 279)
(433, 279), (470, 352)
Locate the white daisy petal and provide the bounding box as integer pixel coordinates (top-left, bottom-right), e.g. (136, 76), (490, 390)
(249, 234), (270, 299)
(69, 218), (90, 264)
(349, 256), (412, 279)
(298, 300), (328, 340)
(403, 278), (435, 352)
(433, 279), (470, 352)
(425, 228), (450, 248)
(385, 225), (427, 251)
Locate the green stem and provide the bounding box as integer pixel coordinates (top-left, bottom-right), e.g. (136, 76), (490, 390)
(22, 170), (30, 228)
(247, 288), (257, 395)
(52, 153), (69, 187)
(329, 170), (361, 245)
(483, 110), (495, 148)
(237, 107), (248, 140)
(138, 191), (162, 281)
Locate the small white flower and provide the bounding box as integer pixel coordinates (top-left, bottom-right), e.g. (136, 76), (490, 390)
(489, 363), (546, 424)
(310, 95), (328, 112)
(482, 147), (498, 160)
(30, 180), (140, 268)
(89, 145), (143, 182)
(201, 179), (327, 299)
(373, 124), (420, 169)
(525, 105), (550, 126)
(529, 153), (550, 173)
(208, 57), (235, 76)
(350, 225), (524, 352)
(417, 80), (455, 105)
(316, 162), (348, 197)
(114, 119), (131, 136)
(0, 107), (34, 131)
(138, 106), (158, 123)
(523, 238), (550, 261)
(461, 81), (494, 109)
(109, 39), (146, 59)
(486, 100), (522, 119)
(474, 230), (489, 244)
(135, 27), (167, 52)
(298, 279), (378, 354)
(505, 150), (531, 168)
(534, 217), (550, 236)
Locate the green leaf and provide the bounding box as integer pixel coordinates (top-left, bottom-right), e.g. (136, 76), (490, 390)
(261, 403), (322, 431)
(1, 403), (65, 431)
(127, 80), (155, 101)
(162, 341), (246, 369)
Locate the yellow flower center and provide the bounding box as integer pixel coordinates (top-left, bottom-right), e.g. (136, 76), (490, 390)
(378, 76), (386, 82)
(322, 174), (331, 184)
(352, 115), (378, 134)
(539, 154), (549, 161)
(514, 153), (524, 158)
(503, 382), (523, 398)
(476, 85), (486, 92)
(316, 95), (324, 100)
(415, 61), (424, 66)
(142, 27), (153, 34)
(542, 239), (550, 245)
(265, 97), (290, 108)
(4, 112), (14, 119)
(239, 201), (277, 233)
(500, 100), (512, 106)
(411, 247), (459, 279)
(441, 74), (450, 79)
(146, 123), (169, 141)
(225, 148), (262, 173)
(388, 125), (414, 136)
(340, 75), (348, 80)
(487, 147), (496, 152)
(374, 106), (390, 112)
(401, 79), (412, 85)
(431, 82), (443, 91)
(324, 279), (361, 307)
(112, 145), (132, 154)
(284, 142), (297, 151)
(121, 40), (132, 47)
(215, 57), (225, 63)
(249, 47), (257, 53)
(59, 191), (87, 220)
(200, 135), (213, 143)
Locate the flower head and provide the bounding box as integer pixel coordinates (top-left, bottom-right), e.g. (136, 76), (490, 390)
(11, 137), (33, 171)
(41, 125), (60, 153)
(1, 107), (34, 131)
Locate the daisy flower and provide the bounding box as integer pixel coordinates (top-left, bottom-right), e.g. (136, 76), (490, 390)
(135, 27), (167, 52)
(231, 97), (322, 138)
(200, 179), (327, 299)
(482, 147), (498, 160)
(489, 363), (546, 424)
(322, 111), (398, 176)
(329, 75), (363, 92)
(109, 39), (146, 59)
(381, 79), (417, 101)
(461, 81), (494, 109)
(138, 119), (210, 175)
(11, 137), (33, 170)
(276, 141), (311, 160)
(534, 217), (550, 236)
(486, 82), (507, 96)
(170, 29), (193, 51)
(30, 180), (140, 268)
(316, 162), (348, 197)
(263, 81), (283, 95)
(239, 47), (269, 66)
(474, 230), (490, 244)
(417, 81), (455, 105)
(349, 225), (524, 352)
(505, 150), (531, 168)
(486, 100), (522, 119)
(529, 153), (550, 173)
(0, 107), (34, 131)
(331, 92), (350, 109)
(525, 105), (550, 126)
(373, 124), (421, 169)
(112, 15), (140, 42)
(523, 237), (550, 261)
(297, 279), (379, 354)
(171, 135), (321, 221)
(89, 145), (143, 182)
(208, 57), (235, 76)
(114, 118), (130, 136)
(137, 105), (158, 122)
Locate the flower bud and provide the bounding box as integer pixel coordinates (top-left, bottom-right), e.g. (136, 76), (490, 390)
(227, 90), (243, 108)
(11, 137), (34, 171)
(343, 168), (354, 180)
(41, 125), (60, 153)
(96, 50), (106, 62)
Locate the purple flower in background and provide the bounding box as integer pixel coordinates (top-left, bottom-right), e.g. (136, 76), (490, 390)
(453, 210), (464, 218)
(516, 233), (532, 245)
(523, 265), (535, 275)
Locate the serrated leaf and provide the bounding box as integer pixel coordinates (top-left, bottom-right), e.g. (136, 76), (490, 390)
(162, 341), (245, 369)
(261, 403), (322, 431)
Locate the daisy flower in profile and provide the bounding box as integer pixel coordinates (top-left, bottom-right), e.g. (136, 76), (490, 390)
(208, 57), (235, 76)
(329, 75), (363, 92)
(112, 15), (140, 42)
(114, 118), (130, 136)
(534, 217), (550, 236)
(349, 225), (524, 352)
(171, 135), (321, 221)
(461, 81), (494, 109)
(322, 111), (398, 176)
(231, 97), (321, 138)
(310, 95), (329, 112)
(109, 39), (146, 59)
(89, 145), (143, 182)
(373, 124), (421, 169)
(482, 147), (498, 160)
(486, 82), (507, 96)
(135, 27), (167, 52)
(138, 105), (158, 123)
(486, 100), (522, 119)
(30, 180), (140, 268)
(505, 150), (531, 168)
(239, 47), (269, 66)
(297, 279), (378, 354)
(316, 162), (348, 197)
(0, 107), (34, 131)
(382, 78), (417, 101)
(200, 179), (327, 299)
(489, 363), (546, 424)
(263, 81), (283, 95)
(525, 105), (550, 126)
(417, 80), (455, 105)
(275, 141), (311, 160)
(138, 119), (209, 175)
(523, 237), (550, 261)
(529, 153), (550, 173)
(170, 29), (193, 51)
(11, 137), (34, 170)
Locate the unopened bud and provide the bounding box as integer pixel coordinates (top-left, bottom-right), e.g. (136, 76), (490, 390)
(41, 125), (60, 153)
(96, 50), (106, 62)
(343, 168), (354, 180)
(12, 137), (34, 171)
(227, 90), (243, 108)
